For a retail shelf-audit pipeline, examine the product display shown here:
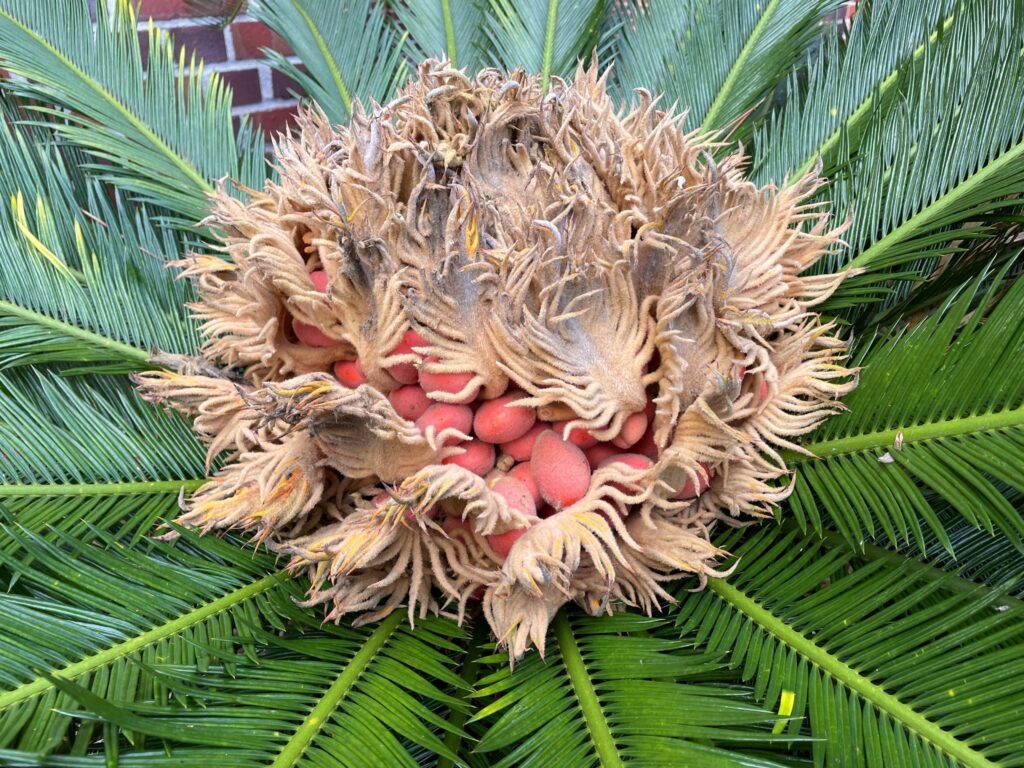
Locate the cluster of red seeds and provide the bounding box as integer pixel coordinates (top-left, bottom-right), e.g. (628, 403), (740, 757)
(287, 269), (744, 563)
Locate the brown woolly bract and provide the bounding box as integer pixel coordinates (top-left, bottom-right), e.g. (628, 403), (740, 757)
(135, 60), (855, 660)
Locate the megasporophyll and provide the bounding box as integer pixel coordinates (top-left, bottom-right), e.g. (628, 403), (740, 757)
(135, 60), (856, 659)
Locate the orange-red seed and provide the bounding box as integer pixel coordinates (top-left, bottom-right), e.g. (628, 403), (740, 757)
(487, 527), (529, 559)
(420, 356), (479, 403)
(474, 391), (536, 444)
(553, 420), (598, 449)
(416, 403), (473, 446)
(675, 462), (713, 500)
(385, 329), (426, 385)
(612, 411), (649, 449)
(507, 462), (542, 506)
(500, 422), (547, 462)
(388, 385), (432, 421)
(293, 318), (337, 347)
(309, 270), (329, 292)
(333, 359), (368, 388)
(443, 439), (496, 476)
(531, 430), (591, 510)
(584, 442), (620, 468)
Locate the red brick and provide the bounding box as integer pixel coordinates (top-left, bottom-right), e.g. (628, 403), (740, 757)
(137, 0), (239, 20)
(138, 24), (228, 66)
(272, 66), (306, 99)
(245, 105), (300, 137)
(230, 20), (293, 59)
(219, 67), (263, 106)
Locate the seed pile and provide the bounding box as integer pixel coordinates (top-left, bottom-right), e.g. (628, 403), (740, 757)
(135, 60), (855, 658)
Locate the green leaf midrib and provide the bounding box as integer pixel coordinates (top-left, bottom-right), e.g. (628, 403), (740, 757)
(553, 611), (623, 768)
(789, 403), (1024, 462)
(440, 0), (457, 65)
(0, 8), (213, 195)
(540, 0), (560, 90)
(290, 0), (352, 114)
(845, 130), (1024, 273)
(810, 524), (1024, 611)
(269, 610), (403, 768)
(707, 578), (999, 768)
(790, 10), (958, 180)
(0, 569), (287, 710)
(0, 478), (206, 497)
(0, 299), (150, 364)
(437, 616), (489, 768)
(700, 0), (781, 131)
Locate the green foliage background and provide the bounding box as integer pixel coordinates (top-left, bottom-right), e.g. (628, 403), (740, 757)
(0, 0), (1021, 765)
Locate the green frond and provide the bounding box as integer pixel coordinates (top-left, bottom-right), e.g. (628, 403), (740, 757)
(471, 612), (800, 767)
(0, 5), (1019, 767)
(819, 0), (1024, 307)
(249, 0), (408, 124)
(484, 0), (610, 89)
(390, 0), (488, 71)
(611, 0), (842, 134)
(0, 527), (289, 756)
(0, 371), (205, 488)
(0, 117), (198, 370)
(788, 265), (1024, 551)
(0, 492), (192, 553)
(0, 520), (469, 767)
(751, 0), (958, 184)
(865, 228), (1024, 329)
(676, 525), (1024, 767)
(0, 0), (266, 226)
(897, 510), (1024, 602)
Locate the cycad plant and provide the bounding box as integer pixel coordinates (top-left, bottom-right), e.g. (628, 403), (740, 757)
(0, 0), (1021, 766)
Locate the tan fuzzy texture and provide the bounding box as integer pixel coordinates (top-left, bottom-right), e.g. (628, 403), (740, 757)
(134, 60), (856, 660)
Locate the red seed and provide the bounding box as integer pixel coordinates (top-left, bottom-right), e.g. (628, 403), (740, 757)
(585, 442), (620, 468)
(675, 462), (713, 500)
(416, 403), (473, 445)
(487, 527), (529, 559)
(293, 318), (337, 347)
(309, 270), (329, 292)
(443, 439), (496, 476)
(500, 422), (547, 462)
(612, 411), (648, 449)
(759, 380), (770, 402)
(507, 462), (542, 506)
(333, 359), (368, 387)
(491, 476), (538, 517)
(420, 356), (479, 404)
(474, 391), (536, 444)
(385, 329), (427, 385)
(598, 453), (653, 516)
(386, 361), (419, 385)
(553, 420), (598, 449)
(531, 430), (592, 510)
(404, 329), (429, 351)
(388, 385), (431, 421)
(632, 427), (659, 460)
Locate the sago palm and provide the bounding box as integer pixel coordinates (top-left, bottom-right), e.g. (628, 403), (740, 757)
(0, 1), (1021, 766)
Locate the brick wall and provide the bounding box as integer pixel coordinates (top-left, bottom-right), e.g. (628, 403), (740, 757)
(131, 0), (304, 137)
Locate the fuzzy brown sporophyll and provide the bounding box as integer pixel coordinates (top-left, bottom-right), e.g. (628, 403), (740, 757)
(134, 60), (856, 660)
